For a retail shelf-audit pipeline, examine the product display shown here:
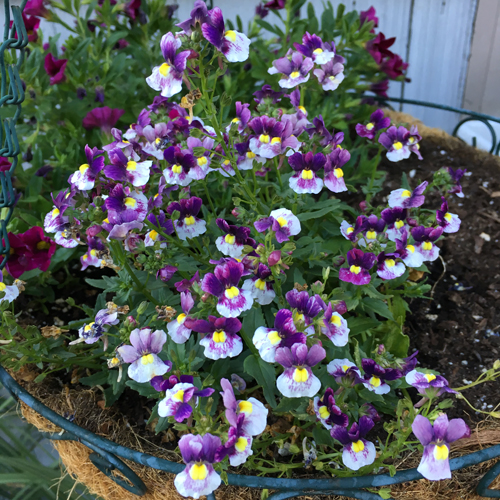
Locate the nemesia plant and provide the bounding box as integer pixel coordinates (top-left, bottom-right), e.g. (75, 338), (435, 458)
(2, 1), (500, 498)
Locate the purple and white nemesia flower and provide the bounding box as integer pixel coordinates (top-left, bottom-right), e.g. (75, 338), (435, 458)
(117, 328), (170, 383)
(381, 207), (408, 242)
(314, 56), (345, 91)
(395, 231), (425, 268)
(405, 369), (457, 399)
(220, 377), (268, 436)
(202, 7), (251, 63)
(378, 125), (411, 162)
(339, 249), (376, 286)
(314, 387), (349, 430)
(167, 197), (207, 240)
(355, 109), (391, 140)
(186, 316), (243, 360)
(167, 291), (195, 344)
(242, 263), (275, 305)
(411, 225), (444, 262)
(412, 414), (470, 481)
(388, 181), (428, 209)
(436, 197), (461, 233)
(321, 302), (349, 346)
(69, 145), (105, 191)
(253, 309), (306, 362)
(361, 358), (402, 395)
(215, 413), (253, 466)
(408, 125), (423, 159)
(201, 260), (253, 318)
(358, 214), (386, 247)
(186, 136), (214, 180)
(330, 416), (376, 471)
(158, 382), (214, 422)
(147, 33), (190, 98)
(254, 208), (301, 243)
(163, 146), (197, 186)
(104, 148), (152, 187)
(376, 252), (406, 280)
(248, 115), (300, 159)
(227, 101), (251, 134)
(324, 148), (350, 193)
(294, 33), (335, 64)
(145, 211), (174, 247)
(70, 308), (119, 345)
(275, 343), (326, 398)
(327, 358), (362, 386)
(288, 151), (325, 194)
(174, 433), (222, 499)
(285, 289), (325, 329)
(268, 51), (314, 89)
(447, 167), (466, 198)
(215, 219), (254, 258)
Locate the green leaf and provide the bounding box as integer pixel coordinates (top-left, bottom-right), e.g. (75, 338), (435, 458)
(361, 298), (394, 321)
(375, 323), (410, 358)
(125, 380), (160, 398)
(79, 370), (108, 387)
(296, 204), (339, 222)
(347, 316), (380, 335)
(313, 427), (332, 447)
(274, 397), (308, 413)
(243, 354), (277, 408)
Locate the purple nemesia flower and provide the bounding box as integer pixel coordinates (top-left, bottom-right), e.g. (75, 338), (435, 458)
(288, 151), (325, 194)
(395, 230), (424, 268)
(411, 225), (444, 262)
(103, 127), (136, 152)
(405, 369), (457, 399)
(360, 403), (380, 422)
(234, 140), (266, 171)
(379, 125), (411, 162)
(221, 377), (268, 435)
(82, 107), (125, 134)
(339, 249), (376, 286)
(381, 207), (408, 242)
(69, 145), (105, 191)
(44, 189), (75, 234)
(145, 210), (174, 246)
(376, 251), (405, 280)
(285, 289), (325, 327)
(370, 79), (389, 97)
(361, 358), (402, 394)
(253, 84), (284, 104)
(174, 433), (222, 499)
(215, 413), (253, 466)
(124, 108), (152, 141)
(215, 219), (254, 258)
(201, 260), (253, 318)
(167, 196), (206, 240)
(327, 358), (362, 386)
(163, 145), (197, 186)
(202, 7), (251, 63)
(412, 414), (470, 481)
(254, 208), (301, 243)
(227, 101), (251, 133)
(175, 271), (200, 292)
(176, 0), (210, 35)
(314, 387), (349, 430)
(158, 382), (215, 422)
(117, 328), (170, 383)
(185, 136), (215, 180)
(140, 123), (169, 161)
(408, 125), (423, 159)
(167, 292), (195, 344)
(105, 184), (148, 224)
(355, 109), (390, 140)
(331, 416), (376, 471)
(321, 302), (349, 346)
(248, 115), (300, 159)
(70, 308), (119, 345)
(146, 33), (190, 98)
(314, 56), (345, 91)
(265, 0), (286, 9)
(44, 53), (67, 85)
(80, 237), (105, 271)
(252, 309), (306, 362)
(186, 316), (243, 359)
(340, 216), (367, 242)
(306, 115), (332, 146)
(359, 7), (378, 31)
(157, 265), (178, 282)
(151, 374), (194, 393)
(401, 351), (419, 375)
(388, 181), (428, 209)
(103, 148), (152, 187)
(359, 215), (386, 246)
(447, 167), (466, 198)
(436, 197), (461, 233)
(294, 32), (335, 65)
(242, 263), (275, 305)
(324, 148), (350, 193)
(268, 51), (314, 89)
(275, 343), (326, 398)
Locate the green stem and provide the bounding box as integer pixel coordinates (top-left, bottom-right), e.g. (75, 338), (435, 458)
(204, 180), (217, 218)
(122, 258), (160, 306)
(273, 157), (283, 190)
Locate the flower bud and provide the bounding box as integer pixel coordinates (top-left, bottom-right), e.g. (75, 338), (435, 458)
(268, 250), (281, 266)
(231, 207), (240, 218)
(493, 359), (500, 370)
(137, 301), (149, 315)
(93, 196), (105, 207)
(377, 344), (386, 355)
(333, 300), (347, 315)
(201, 292), (210, 303)
(310, 281), (324, 294)
(407, 217), (418, 227)
(332, 255), (345, 267)
(221, 91), (232, 107)
(86, 225), (103, 237)
(359, 200), (367, 212)
(127, 316), (137, 327)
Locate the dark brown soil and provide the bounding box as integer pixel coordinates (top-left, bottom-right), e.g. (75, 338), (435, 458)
(378, 137), (500, 422)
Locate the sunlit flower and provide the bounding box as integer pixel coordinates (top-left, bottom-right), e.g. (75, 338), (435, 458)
(388, 181), (428, 209)
(294, 32), (335, 64)
(436, 197), (461, 233)
(314, 56), (345, 91)
(103, 148), (152, 187)
(105, 184), (148, 225)
(186, 136), (214, 180)
(254, 208), (301, 243)
(0, 277), (20, 304)
(269, 51), (314, 89)
(167, 291), (195, 344)
(158, 382), (214, 422)
(215, 413), (253, 466)
(69, 145), (105, 191)
(314, 387), (348, 430)
(379, 125), (411, 162)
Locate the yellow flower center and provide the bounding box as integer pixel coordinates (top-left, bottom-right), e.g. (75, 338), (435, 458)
(148, 230), (158, 241)
(103, 218), (109, 224)
(346, 227), (354, 235)
(189, 463), (208, 481)
(185, 216), (196, 226)
(52, 208), (60, 217)
(124, 197), (137, 208)
(352, 440), (365, 453)
(36, 241), (51, 250)
(159, 63), (170, 77)
(79, 163), (90, 174)
(277, 216), (287, 227)
(294, 312), (304, 322)
(293, 367), (309, 383)
(369, 376), (381, 387)
(155, 137), (161, 144)
(298, 105), (306, 113)
(401, 190), (412, 198)
(433, 444), (449, 461)
(172, 164), (182, 174)
(225, 234), (236, 245)
(424, 373), (436, 383)
(141, 353), (154, 365)
(444, 213), (452, 222)
(111, 357), (119, 365)
(407, 244), (415, 253)
(213, 330), (227, 343)
(393, 141), (403, 150)
(331, 315), (342, 326)
(267, 330), (281, 345)
(271, 137), (281, 144)
(0, 283), (6, 292)
(82, 254), (88, 261)
(223, 159), (231, 167)
(173, 389), (185, 402)
(126, 161), (137, 171)
(259, 134), (270, 143)
(423, 241), (433, 251)
(238, 401), (253, 414)
(366, 230), (377, 240)
(329, 75), (337, 82)
(197, 156), (208, 166)
(318, 406), (330, 420)
(177, 313), (187, 324)
(235, 437), (248, 452)
(301, 169), (313, 180)
(334, 168), (344, 178)
(366, 123), (375, 131)
(350, 265), (361, 274)
(84, 322), (95, 334)
(290, 71), (300, 79)
(225, 286), (240, 299)
(225, 30), (237, 42)
(246, 151), (256, 159)
(313, 48), (323, 55)
(385, 259), (396, 268)
(90, 249), (97, 256)
(342, 365), (349, 372)
(232, 117), (240, 123)
(254, 278), (266, 291)
(395, 220), (404, 229)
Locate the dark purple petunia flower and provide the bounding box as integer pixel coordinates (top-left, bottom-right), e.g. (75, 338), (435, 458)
(288, 151), (326, 195)
(361, 358), (402, 394)
(381, 53), (408, 80)
(265, 0), (286, 8)
(44, 53), (67, 85)
(370, 79), (389, 98)
(167, 196), (206, 241)
(255, 4), (269, 18)
(82, 107), (125, 134)
(388, 181), (428, 209)
(359, 6), (378, 31)
(25, 0), (50, 18)
(339, 249), (376, 286)
(253, 84), (284, 104)
(356, 109), (390, 140)
(10, 13), (40, 42)
(447, 167), (466, 198)
(366, 32), (395, 65)
(314, 387), (349, 430)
